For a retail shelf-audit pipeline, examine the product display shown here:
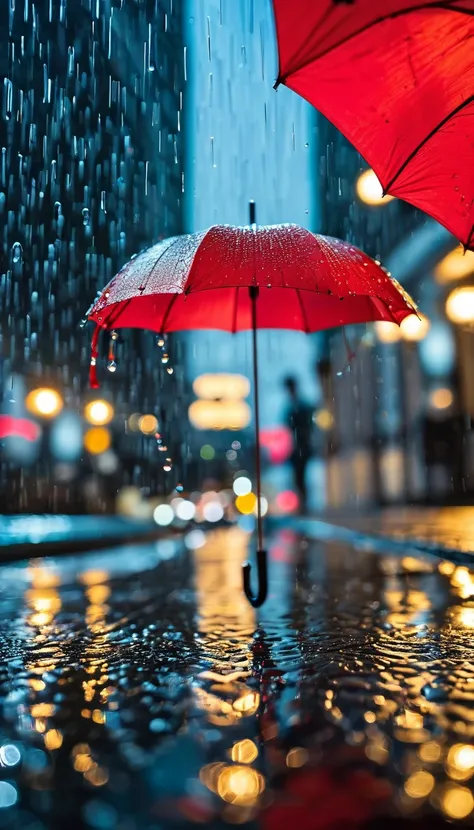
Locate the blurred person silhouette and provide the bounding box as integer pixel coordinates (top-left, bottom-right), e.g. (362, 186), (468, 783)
(283, 376), (315, 513)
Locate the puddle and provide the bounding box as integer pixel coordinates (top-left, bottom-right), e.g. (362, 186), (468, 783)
(0, 528), (473, 827)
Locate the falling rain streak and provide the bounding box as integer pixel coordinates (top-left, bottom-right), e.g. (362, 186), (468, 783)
(1, 0), (185, 510)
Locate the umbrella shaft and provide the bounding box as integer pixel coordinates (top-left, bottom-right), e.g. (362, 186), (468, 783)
(250, 286), (263, 551)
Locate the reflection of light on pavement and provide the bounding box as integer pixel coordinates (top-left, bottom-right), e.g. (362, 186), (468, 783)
(217, 765), (264, 806)
(418, 741), (442, 763)
(23, 567), (64, 753)
(446, 744), (474, 781)
(195, 530), (263, 803)
(76, 567), (113, 776)
(404, 770), (435, 799)
(230, 739), (258, 764)
(450, 606), (474, 629)
(26, 565), (62, 628)
(441, 784), (474, 819)
(286, 747), (309, 768)
(199, 762), (264, 807)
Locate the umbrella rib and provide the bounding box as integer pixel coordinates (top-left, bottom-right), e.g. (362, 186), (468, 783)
(232, 287), (239, 334)
(296, 289), (310, 334)
(139, 235), (184, 295)
(384, 94), (474, 194)
(277, 2), (473, 82)
(161, 293), (179, 332)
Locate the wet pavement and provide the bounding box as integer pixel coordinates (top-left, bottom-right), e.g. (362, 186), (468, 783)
(0, 526), (474, 828)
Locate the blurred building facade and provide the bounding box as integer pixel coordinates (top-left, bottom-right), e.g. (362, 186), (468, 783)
(1, 0), (186, 511)
(317, 116), (474, 508)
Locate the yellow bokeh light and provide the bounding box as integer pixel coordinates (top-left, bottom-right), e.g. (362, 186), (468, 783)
(404, 770), (435, 799)
(139, 414), (158, 434)
(313, 408), (334, 430)
(286, 747), (309, 768)
(446, 286), (474, 325)
(446, 744), (474, 780)
(216, 765), (265, 806)
(74, 753), (94, 772)
(374, 321), (401, 344)
(44, 729), (63, 750)
(84, 399), (114, 426)
(230, 739), (258, 765)
(189, 399), (251, 431)
(435, 246), (474, 284)
(127, 413), (142, 431)
(193, 373), (250, 401)
(235, 492), (257, 515)
(233, 691), (260, 716)
(356, 169), (394, 206)
(442, 785), (474, 819)
(400, 314), (430, 342)
(80, 569), (109, 586)
(84, 427), (111, 455)
(31, 703), (55, 718)
(418, 742), (442, 763)
(429, 388), (453, 410)
(26, 387), (63, 418)
(84, 765), (109, 787)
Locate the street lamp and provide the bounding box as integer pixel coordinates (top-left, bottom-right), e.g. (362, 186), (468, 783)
(445, 286), (474, 325)
(356, 169), (395, 206)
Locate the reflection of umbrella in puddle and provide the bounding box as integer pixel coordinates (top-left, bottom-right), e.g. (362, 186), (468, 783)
(87, 203), (416, 606)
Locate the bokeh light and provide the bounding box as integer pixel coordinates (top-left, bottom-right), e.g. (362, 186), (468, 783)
(153, 504), (174, 526)
(203, 500), (224, 523)
(441, 784), (474, 819)
(189, 399), (251, 430)
(230, 739), (258, 764)
(400, 313), (430, 342)
(233, 476), (252, 496)
(429, 387), (453, 410)
(84, 427), (111, 455)
(356, 169), (394, 206)
(374, 321), (402, 343)
(139, 414), (158, 434)
(175, 500), (196, 521)
(26, 387), (63, 418)
(235, 492), (257, 514)
(313, 408), (334, 430)
(193, 373), (250, 400)
(84, 399), (114, 426)
(446, 286), (474, 324)
(435, 246), (474, 284)
(200, 444), (215, 460)
(50, 412), (83, 461)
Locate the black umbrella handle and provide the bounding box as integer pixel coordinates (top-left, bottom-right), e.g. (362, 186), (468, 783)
(243, 549), (268, 608)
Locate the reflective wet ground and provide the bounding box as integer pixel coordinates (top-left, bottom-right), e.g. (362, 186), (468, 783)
(0, 526), (474, 828)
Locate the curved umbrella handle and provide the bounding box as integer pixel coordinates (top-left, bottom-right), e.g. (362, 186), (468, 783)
(243, 548), (268, 608)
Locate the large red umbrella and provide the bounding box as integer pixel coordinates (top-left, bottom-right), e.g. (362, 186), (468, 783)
(272, 0), (474, 249)
(87, 204), (416, 606)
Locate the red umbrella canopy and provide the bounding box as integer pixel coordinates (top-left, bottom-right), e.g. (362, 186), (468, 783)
(88, 224), (415, 337)
(272, 0), (474, 249)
